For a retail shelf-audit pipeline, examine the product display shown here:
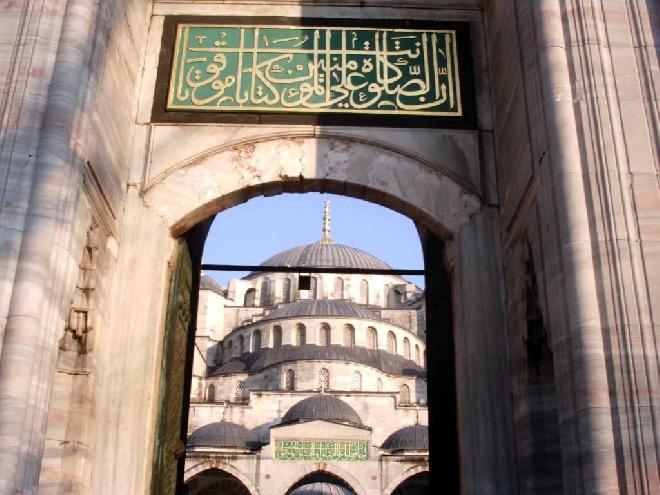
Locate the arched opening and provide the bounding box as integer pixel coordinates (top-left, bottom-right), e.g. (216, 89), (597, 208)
(295, 324), (306, 346)
(244, 288), (256, 307)
(272, 326), (282, 348)
(343, 324), (355, 347)
(319, 323), (331, 346)
(367, 327), (378, 350)
(151, 178), (464, 493)
(284, 369), (296, 391)
(391, 472), (429, 495)
(252, 330), (262, 352)
(286, 471), (356, 495)
(184, 469), (252, 495)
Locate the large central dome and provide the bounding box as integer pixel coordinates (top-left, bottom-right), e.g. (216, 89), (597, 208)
(257, 242), (391, 271)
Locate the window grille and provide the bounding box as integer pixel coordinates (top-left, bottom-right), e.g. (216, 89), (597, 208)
(295, 324), (306, 346)
(343, 324), (355, 347)
(387, 332), (397, 354)
(403, 337), (411, 359)
(284, 369), (296, 391)
(252, 330), (262, 351)
(367, 327), (378, 350)
(235, 381), (248, 402)
(351, 371), (362, 391)
(320, 324), (331, 346)
(282, 278), (291, 303)
(400, 384), (411, 405)
(272, 326), (282, 348)
(360, 279), (369, 304)
(333, 277), (344, 299)
(260, 279), (271, 306)
(318, 368), (330, 391)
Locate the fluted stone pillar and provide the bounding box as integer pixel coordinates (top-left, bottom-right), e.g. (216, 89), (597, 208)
(0, 0), (99, 492)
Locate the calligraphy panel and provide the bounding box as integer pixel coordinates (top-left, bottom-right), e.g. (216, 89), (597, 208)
(167, 24), (462, 117)
(275, 440), (368, 461)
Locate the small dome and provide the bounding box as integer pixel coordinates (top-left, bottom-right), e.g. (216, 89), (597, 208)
(187, 421), (259, 450)
(262, 300), (379, 321)
(290, 482), (354, 495)
(381, 424), (429, 452)
(252, 242), (391, 274)
(282, 395), (363, 426)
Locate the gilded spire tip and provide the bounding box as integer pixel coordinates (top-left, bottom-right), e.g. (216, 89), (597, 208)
(320, 200), (333, 244)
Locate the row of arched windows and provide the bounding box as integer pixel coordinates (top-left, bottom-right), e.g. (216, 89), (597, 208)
(280, 368), (411, 402)
(206, 377), (411, 404)
(224, 325), (424, 365)
(244, 277), (376, 306)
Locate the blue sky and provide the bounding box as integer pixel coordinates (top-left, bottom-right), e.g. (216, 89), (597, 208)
(202, 193), (425, 288)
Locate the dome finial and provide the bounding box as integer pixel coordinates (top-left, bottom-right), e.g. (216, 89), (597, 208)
(320, 200), (333, 244)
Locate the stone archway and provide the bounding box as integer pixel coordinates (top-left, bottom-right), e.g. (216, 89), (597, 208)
(384, 466), (429, 495)
(184, 459), (260, 495)
(141, 135), (516, 494)
(142, 136), (481, 238)
(278, 464), (366, 495)
(184, 467), (254, 495)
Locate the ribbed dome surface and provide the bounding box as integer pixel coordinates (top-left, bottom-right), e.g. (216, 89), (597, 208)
(187, 421), (259, 450)
(256, 242), (391, 271)
(282, 395), (363, 426)
(381, 424), (429, 452)
(290, 483), (355, 495)
(262, 300), (379, 321)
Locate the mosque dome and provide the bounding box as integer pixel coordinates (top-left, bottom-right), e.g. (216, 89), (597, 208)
(282, 394), (363, 426)
(289, 482), (355, 495)
(187, 421), (260, 450)
(256, 242), (391, 272)
(262, 300), (379, 321)
(381, 424), (429, 452)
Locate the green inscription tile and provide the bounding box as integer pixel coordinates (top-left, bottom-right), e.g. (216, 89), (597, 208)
(275, 439), (368, 461)
(168, 24), (462, 116)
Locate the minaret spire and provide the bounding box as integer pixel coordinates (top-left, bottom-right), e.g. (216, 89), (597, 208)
(320, 200), (333, 244)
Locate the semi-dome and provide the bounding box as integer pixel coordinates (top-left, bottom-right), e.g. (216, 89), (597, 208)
(381, 424), (429, 452)
(290, 482), (355, 495)
(253, 242), (391, 273)
(187, 421), (260, 450)
(282, 394), (363, 426)
(262, 300), (379, 321)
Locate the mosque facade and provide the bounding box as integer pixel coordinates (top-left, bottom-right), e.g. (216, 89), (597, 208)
(186, 204), (429, 495)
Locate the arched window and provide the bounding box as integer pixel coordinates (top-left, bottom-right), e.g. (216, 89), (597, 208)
(415, 344), (421, 364)
(318, 368), (330, 391)
(367, 327), (378, 350)
(343, 324), (355, 347)
(284, 369), (296, 391)
(333, 277), (344, 299)
(260, 279), (271, 306)
(239, 335), (246, 354)
(226, 340), (234, 359)
(400, 384), (411, 405)
(282, 278), (291, 303)
(244, 288), (256, 307)
(235, 381), (247, 402)
(295, 324), (306, 346)
(360, 279), (369, 304)
(387, 331), (397, 354)
(377, 378), (383, 392)
(351, 371), (362, 391)
(252, 330), (262, 351)
(310, 276), (318, 299)
(272, 326), (282, 348)
(384, 285), (391, 308)
(319, 323), (331, 346)
(207, 384), (215, 402)
(403, 337), (411, 359)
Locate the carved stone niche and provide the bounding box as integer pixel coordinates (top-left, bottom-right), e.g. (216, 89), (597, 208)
(59, 223), (105, 364)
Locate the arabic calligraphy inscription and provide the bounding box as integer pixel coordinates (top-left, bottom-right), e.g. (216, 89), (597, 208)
(168, 25), (462, 116)
(274, 440), (368, 461)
